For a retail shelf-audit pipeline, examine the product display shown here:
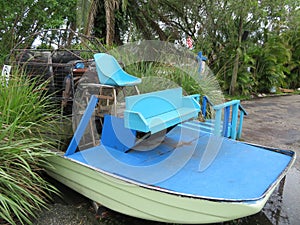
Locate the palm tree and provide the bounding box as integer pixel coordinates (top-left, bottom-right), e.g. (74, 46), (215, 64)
(76, 0), (98, 36)
(104, 0), (120, 46)
(77, 0), (128, 46)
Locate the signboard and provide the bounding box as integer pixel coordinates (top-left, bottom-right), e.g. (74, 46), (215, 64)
(1, 65), (11, 86)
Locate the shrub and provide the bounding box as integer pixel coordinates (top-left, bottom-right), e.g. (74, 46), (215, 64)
(0, 71), (59, 225)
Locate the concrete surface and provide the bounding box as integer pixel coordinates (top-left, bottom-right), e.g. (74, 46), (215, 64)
(242, 95), (300, 225)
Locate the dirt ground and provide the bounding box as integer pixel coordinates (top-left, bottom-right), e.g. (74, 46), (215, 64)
(34, 95), (300, 225)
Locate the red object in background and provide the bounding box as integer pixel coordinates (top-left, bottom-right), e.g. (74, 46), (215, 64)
(186, 36), (193, 49)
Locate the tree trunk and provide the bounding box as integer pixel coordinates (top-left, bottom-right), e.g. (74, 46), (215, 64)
(229, 16), (243, 95)
(104, 0), (118, 46)
(85, 0), (98, 36)
(230, 50), (240, 95)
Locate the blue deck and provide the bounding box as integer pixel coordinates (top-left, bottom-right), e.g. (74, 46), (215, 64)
(67, 121), (292, 201)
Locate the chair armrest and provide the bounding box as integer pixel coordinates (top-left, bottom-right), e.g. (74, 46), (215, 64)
(182, 94), (201, 111)
(124, 110), (150, 133)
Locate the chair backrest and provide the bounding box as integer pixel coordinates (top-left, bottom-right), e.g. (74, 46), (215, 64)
(94, 53), (122, 84)
(125, 87), (183, 119)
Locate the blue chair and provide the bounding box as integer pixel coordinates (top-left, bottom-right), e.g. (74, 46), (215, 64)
(94, 53), (141, 86)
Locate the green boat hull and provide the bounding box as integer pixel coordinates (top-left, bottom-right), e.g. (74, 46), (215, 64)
(46, 153), (282, 224)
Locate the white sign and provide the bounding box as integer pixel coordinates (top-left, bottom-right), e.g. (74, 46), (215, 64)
(2, 65), (11, 86)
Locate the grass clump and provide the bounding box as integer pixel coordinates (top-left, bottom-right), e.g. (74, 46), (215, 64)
(0, 72), (60, 225)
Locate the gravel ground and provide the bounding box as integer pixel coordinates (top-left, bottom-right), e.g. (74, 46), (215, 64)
(34, 95), (300, 225)
(33, 176), (101, 225)
(34, 203), (100, 225)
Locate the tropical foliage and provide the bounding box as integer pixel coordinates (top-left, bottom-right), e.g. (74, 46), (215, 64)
(1, 0), (300, 96)
(75, 0), (300, 95)
(0, 0), (77, 62)
(0, 73), (60, 225)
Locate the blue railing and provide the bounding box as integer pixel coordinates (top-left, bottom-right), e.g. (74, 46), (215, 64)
(201, 96), (248, 140)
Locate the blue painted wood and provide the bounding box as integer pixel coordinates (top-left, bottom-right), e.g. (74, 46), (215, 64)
(67, 120), (294, 200)
(239, 104), (248, 116)
(202, 96), (207, 119)
(126, 88), (183, 119)
(197, 51), (207, 73)
(230, 102), (239, 140)
(124, 88), (200, 134)
(189, 94), (200, 103)
(201, 97), (247, 140)
(94, 53), (141, 86)
(65, 95), (99, 156)
(237, 111), (245, 139)
(101, 115), (137, 152)
(213, 109), (222, 136)
(213, 100), (240, 110)
(181, 119), (228, 135)
(222, 106), (230, 137)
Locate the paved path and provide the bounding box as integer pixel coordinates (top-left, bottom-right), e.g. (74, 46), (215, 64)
(241, 95), (300, 225)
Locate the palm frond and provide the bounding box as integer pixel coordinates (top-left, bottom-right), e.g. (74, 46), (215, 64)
(76, 0), (99, 36)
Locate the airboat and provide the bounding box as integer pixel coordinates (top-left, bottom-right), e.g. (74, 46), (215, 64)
(43, 52), (295, 224)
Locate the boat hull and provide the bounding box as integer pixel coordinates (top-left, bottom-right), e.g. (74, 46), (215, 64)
(46, 153), (285, 224)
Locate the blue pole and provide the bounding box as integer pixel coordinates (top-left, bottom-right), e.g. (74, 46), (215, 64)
(65, 95), (99, 156)
(197, 51), (207, 73)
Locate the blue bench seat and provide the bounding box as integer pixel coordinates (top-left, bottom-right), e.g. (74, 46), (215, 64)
(124, 88), (200, 134)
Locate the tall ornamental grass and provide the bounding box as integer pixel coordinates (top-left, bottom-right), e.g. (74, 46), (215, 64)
(0, 72), (60, 225)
